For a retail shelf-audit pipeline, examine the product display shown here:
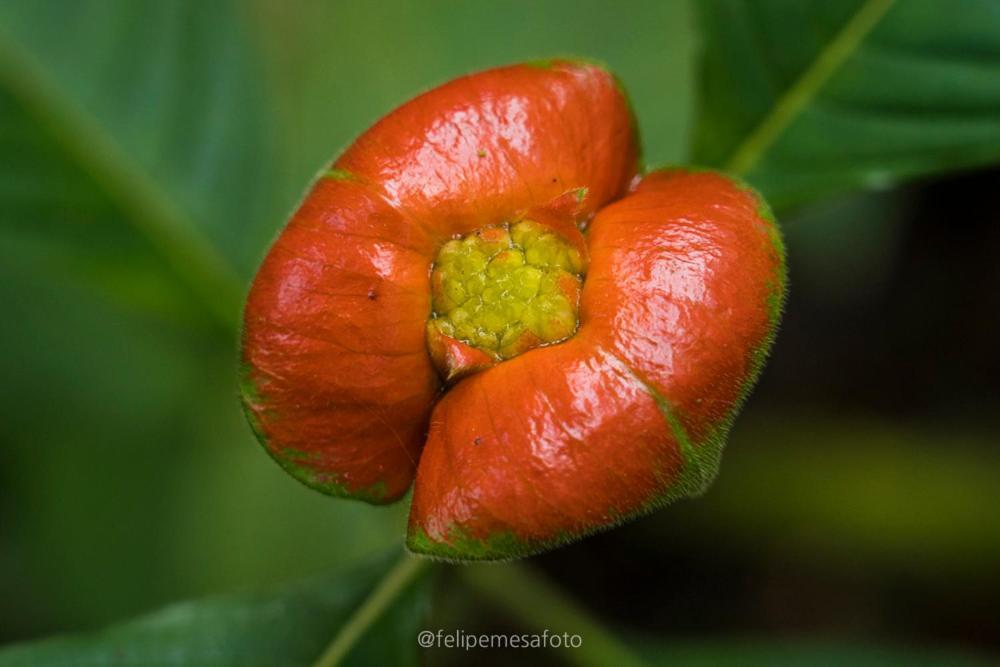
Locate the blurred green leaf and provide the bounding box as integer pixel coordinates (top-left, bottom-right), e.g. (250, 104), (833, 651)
(0, 552), (430, 667)
(0, 90), (210, 329)
(0, 270), (408, 632)
(694, 0), (1000, 207)
(640, 639), (994, 666)
(0, 0), (285, 330)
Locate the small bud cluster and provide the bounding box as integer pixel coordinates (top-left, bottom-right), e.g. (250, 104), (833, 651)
(429, 221), (584, 359)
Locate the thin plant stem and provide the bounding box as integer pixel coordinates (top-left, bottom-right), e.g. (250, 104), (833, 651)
(311, 552), (431, 667)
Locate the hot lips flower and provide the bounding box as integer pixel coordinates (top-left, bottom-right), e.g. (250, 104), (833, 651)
(240, 60), (786, 561)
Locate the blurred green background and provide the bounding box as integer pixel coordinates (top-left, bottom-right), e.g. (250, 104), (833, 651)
(1, 0), (999, 664)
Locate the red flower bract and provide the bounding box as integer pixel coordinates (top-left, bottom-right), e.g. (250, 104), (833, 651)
(240, 60), (786, 561)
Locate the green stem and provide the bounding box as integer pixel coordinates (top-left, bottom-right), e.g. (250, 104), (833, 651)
(723, 0), (896, 175)
(0, 27), (245, 332)
(461, 562), (649, 667)
(311, 553), (432, 667)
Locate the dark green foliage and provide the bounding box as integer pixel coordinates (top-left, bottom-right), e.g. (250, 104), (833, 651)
(695, 0), (1000, 207)
(0, 553), (429, 667)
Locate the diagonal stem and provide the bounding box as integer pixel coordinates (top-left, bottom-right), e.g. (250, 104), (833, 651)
(723, 0), (896, 175)
(0, 27), (245, 332)
(311, 552), (432, 667)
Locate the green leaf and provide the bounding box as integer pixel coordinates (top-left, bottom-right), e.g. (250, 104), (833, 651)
(0, 261), (411, 631)
(640, 639), (994, 666)
(0, 552), (431, 667)
(0, 88), (210, 329)
(693, 0), (1000, 208)
(0, 0), (285, 331)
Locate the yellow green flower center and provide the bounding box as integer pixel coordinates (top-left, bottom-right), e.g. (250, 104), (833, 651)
(428, 220), (584, 360)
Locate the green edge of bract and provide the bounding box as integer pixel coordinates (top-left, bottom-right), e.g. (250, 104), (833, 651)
(322, 167), (355, 181)
(237, 362), (393, 505)
(407, 522), (593, 563)
(641, 166), (788, 506)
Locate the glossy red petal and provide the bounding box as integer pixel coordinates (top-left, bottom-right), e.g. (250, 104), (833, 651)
(241, 178), (439, 503)
(407, 332), (685, 560)
(426, 325), (496, 383)
(336, 60), (638, 238)
(583, 168), (786, 477)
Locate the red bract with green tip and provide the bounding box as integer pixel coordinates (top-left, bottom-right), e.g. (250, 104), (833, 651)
(240, 59), (786, 560)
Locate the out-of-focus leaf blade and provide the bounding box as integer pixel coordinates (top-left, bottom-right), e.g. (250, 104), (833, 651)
(0, 552), (430, 667)
(0, 0), (283, 329)
(0, 88), (211, 328)
(0, 262), (409, 633)
(640, 639), (993, 666)
(693, 0), (1000, 208)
